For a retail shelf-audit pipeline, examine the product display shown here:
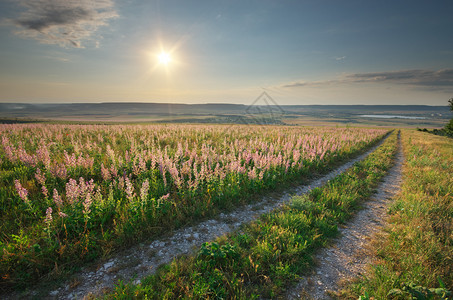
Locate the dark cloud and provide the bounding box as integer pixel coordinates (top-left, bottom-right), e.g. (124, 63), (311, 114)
(283, 69), (453, 90)
(346, 69), (453, 86)
(16, 7), (92, 31)
(7, 0), (117, 48)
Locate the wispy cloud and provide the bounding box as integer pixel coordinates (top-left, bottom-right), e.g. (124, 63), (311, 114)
(283, 69), (453, 90)
(43, 55), (70, 62)
(334, 56), (346, 61)
(282, 80), (336, 88)
(6, 0), (118, 48)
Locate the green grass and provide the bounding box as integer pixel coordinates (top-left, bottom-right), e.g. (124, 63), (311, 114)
(343, 130), (452, 299)
(102, 132), (398, 299)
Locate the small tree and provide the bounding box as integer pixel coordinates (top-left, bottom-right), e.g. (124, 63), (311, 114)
(445, 98), (453, 133)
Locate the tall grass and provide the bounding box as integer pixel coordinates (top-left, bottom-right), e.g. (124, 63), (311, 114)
(343, 130), (452, 299)
(104, 131), (398, 299)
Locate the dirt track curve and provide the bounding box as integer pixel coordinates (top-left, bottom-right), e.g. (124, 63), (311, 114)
(287, 132), (403, 299)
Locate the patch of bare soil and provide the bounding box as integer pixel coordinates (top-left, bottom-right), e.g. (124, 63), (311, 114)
(7, 137), (390, 300)
(287, 133), (403, 299)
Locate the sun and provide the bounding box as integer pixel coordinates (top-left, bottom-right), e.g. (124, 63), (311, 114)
(158, 52), (171, 65)
(146, 46), (179, 73)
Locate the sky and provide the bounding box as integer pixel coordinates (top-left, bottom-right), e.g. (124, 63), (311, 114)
(0, 0), (452, 106)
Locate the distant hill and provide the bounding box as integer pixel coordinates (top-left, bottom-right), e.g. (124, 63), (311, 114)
(0, 102), (450, 125)
(0, 102), (247, 117)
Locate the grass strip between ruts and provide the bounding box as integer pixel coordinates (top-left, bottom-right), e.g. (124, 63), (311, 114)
(102, 131), (398, 299)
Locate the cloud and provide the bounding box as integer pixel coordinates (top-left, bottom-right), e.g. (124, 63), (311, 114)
(334, 56), (346, 61)
(6, 0), (118, 48)
(282, 69), (453, 90)
(43, 55), (70, 62)
(346, 69), (453, 86)
(283, 80), (336, 88)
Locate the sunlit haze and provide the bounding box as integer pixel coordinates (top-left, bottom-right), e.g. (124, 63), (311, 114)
(0, 0), (452, 105)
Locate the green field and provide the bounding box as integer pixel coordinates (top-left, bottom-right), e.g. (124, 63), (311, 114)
(1, 123), (451, 299)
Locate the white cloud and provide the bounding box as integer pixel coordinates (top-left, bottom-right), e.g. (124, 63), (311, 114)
(6, 0), (118, 48)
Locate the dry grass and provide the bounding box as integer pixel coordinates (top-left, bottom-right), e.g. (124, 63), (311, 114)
(341, 129), (453, 299)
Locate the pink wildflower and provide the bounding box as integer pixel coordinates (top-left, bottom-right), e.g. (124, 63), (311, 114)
(117, 176), (125, 190)
(106, 144), (115, 162)
(53, 189), (63, 207)
(83, 193), (92, 216)
(35, 168), (46, 186)
(140, 179), (150, 201)
(50, 164), (67, 179)
(101, 163), (111, 181)
(125, 150), (131, 164)
(64, 150), (77, 168)
(65, 179), (79, 203)
(36, 143), (51, 168)
(248, 168), (257, 180)
(14, 180), (28, 202)
(125, 177), (135, 201)
(80, 155), (94, 169)
(42, 186), (48, 197)
(138, 154), (147, 172)
(110, 164), (118, 178)
(2, 136), (17, 161)
(45, 207), (52, 224)
(320, 150), (326, 161)
(17, 147), (37, 166)
(59, 211), (68, 218)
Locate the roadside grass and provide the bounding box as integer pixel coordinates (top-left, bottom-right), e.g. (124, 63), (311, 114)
(102, 132), (398, 299)
(342, 130), (452, 299)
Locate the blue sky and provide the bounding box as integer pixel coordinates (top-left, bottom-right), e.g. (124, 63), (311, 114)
(0, 0), (452, 105)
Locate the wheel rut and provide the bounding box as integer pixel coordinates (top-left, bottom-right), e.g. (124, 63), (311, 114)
(287, 132), (404, 299)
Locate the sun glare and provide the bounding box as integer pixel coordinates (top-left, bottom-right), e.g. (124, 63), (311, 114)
(158, 52), (171, 65)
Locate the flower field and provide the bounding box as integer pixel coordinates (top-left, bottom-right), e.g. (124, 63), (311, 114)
(0, 124), (387, 289)
(105, 130), (399, 299)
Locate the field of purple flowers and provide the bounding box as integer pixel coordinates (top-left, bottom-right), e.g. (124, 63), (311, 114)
(0, 124), (387, 289)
